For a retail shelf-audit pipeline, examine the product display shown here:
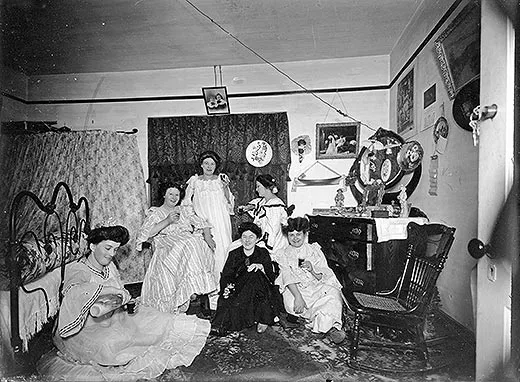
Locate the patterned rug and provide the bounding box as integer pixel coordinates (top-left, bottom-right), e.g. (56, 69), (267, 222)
(2, 305), (475, 382)
(156, 308), (475, 382)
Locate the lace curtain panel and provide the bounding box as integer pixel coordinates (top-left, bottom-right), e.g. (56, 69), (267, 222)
(147, 113), (291, 212)
(0, 131), (148, 282)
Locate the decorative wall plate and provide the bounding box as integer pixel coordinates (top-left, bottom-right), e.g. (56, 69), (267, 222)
(246, 140), (273, 167)
(433, 117), (449, 143)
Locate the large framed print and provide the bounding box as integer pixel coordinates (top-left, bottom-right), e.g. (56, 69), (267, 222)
(316, 122), (360, 159)
(434, 1), (480, 99)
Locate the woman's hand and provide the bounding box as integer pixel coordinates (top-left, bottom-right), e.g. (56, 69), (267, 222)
(237, 204), (254, 214)
(166, 209), (181, 225)
(101, 286), (132, 305)
(293, 295), (307, 315)
(300, 260), (313, 272)
(247, 263), (264, 273)
(301, 261), (323, 281)
(219, 173), (230, 187)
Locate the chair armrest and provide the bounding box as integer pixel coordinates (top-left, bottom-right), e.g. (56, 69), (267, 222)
(375, 276), (402, 296)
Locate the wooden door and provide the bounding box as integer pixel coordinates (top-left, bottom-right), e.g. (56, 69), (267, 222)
(475, 1), (517, 380)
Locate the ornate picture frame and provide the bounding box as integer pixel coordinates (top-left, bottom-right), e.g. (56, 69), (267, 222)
(202, 86), (230, 115)
(316, 122), (360, 159)
(397, 68), (414, 136)
(434, 1), (480, 100)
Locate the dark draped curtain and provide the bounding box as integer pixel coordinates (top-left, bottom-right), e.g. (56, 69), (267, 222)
(147, 113), (291, 235)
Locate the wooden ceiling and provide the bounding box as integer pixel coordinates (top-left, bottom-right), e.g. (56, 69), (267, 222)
(1, 0), (421, 76)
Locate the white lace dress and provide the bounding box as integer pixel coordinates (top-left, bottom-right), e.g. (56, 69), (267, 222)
(184, 174), (234, 277)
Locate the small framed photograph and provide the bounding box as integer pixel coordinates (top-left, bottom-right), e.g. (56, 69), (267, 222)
(316, 122), (360, 159)
(423, 83), (436, 109)
(397, 68), (414, 136)
(202, 86), (230, 115)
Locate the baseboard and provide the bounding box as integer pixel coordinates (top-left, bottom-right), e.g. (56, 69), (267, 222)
(437, 308), (475, 344)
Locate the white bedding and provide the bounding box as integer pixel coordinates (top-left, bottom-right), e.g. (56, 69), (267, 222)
(0, 266), (62, 354)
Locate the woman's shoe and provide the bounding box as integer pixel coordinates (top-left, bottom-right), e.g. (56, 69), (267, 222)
(257, 323), (268, 333)
(326, 327), (346, 344)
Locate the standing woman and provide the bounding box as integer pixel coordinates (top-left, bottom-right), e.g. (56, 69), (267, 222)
(238, 174), (291, 254)
(184, 150), (235, 308)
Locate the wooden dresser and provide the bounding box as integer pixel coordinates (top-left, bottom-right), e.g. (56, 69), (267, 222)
(308, 213), (427, 293)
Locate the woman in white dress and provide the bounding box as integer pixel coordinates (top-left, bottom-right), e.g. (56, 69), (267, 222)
(184, 151), (234, 309)
(273, 217), (346, 344)
(42, 225), (210, 381)
(238, 174), (290, 254)
(136, 182), (217, 315)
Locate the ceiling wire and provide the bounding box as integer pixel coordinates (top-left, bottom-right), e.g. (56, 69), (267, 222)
(183, 0), (377, 132)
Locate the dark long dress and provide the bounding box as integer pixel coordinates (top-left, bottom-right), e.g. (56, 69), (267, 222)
(212, 245), (279, 333)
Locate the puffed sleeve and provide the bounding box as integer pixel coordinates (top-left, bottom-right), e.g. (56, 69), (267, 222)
(219, 173), (236, 215)
(181, 204), (212, 230)
(182, 175), (198, 206)
(135, 207), (161, 251)
(57, 264), (103, 338)
(246, 198), (262, 219)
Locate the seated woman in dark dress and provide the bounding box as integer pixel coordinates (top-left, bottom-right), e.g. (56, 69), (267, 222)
(211, 222), (280, 335)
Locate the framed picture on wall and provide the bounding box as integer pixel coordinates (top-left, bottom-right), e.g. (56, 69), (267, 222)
(316, 122), (360, 159)
(434, 1), (480, 99)
(397, 68), (414, 136)
(202, 86), (230, 115)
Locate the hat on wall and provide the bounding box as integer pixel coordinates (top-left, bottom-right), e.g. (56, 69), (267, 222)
(452, 77), (480, 132)
(290, 135), (311, 163)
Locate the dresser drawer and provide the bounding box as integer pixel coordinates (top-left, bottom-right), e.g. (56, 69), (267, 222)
(308, 215), (372, 242)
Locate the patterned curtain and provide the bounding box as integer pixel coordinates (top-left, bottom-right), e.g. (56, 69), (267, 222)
(147, 113), (291, 236)
(0, 131), (148, 282)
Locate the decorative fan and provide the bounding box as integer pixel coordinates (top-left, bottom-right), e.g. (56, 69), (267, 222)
(290, 135), (312, 163)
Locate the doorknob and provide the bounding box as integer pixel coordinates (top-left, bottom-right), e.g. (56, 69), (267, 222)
(468, 238), (496, 259)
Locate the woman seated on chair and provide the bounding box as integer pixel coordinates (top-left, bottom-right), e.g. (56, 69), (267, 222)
(273, 217), (346, 344)
(211, 222), (280, 336)
(136, 181), (217, 315)
(50, 225), (210, 380)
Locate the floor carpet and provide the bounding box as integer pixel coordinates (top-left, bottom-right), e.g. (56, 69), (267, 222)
(2, 301), (476, 382)
(158, 307), (475, 382)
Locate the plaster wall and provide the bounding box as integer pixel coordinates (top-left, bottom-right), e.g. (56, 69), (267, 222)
(390, 0), (478, 331)
(21, 56), (390, 217)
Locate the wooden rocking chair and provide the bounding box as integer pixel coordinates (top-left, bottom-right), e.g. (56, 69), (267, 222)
(344, 222), (456, 373)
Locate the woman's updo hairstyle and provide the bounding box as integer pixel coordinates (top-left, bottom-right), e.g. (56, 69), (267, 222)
(283, 217), (310, 234)
(256, 174), (278, 194)
(199, 150), (221, 172)
(237, 221), (262, 238)
(158, 181), (185, 205)
(87, 225), (130, 246)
